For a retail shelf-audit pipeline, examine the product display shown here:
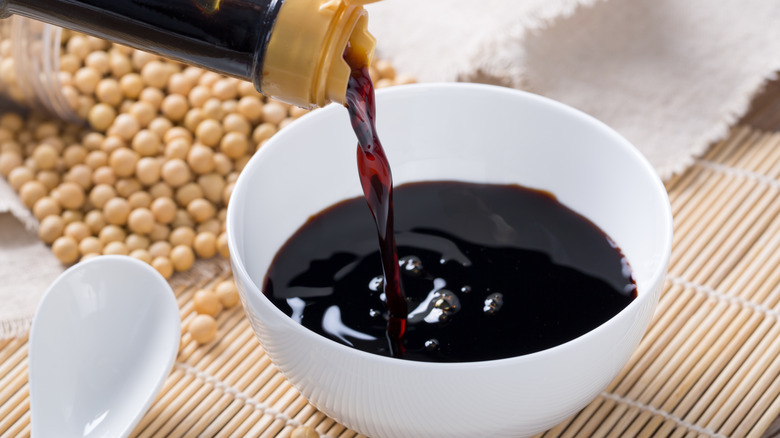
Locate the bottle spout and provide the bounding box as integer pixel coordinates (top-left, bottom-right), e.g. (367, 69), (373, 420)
(327, 9), (375, 102)
(259, 0), (377, 108)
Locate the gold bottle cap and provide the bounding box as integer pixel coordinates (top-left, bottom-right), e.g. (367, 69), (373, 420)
(260, 0), (377, 108)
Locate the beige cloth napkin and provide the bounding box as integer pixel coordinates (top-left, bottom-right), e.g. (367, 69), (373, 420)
(0, 178), (63, 339)
(366, 0), (780, 178)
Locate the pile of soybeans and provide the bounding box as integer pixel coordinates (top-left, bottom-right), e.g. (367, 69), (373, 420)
(0, 30), (411, 274)
(0, 29), (413, 345)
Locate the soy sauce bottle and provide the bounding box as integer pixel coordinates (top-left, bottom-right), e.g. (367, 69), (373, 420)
(0, 0), (377, 108)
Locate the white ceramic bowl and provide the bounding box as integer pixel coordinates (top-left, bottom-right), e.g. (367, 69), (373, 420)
(227, 83), (672, 438)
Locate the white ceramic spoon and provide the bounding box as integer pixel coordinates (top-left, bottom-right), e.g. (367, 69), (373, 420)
(29, 255), (180, 438)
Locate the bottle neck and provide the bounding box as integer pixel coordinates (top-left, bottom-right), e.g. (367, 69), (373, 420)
(3, 0), (282, 82)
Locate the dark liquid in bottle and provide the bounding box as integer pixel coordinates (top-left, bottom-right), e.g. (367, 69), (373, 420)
(8, 0), (282, 81)
(263, 181), (637, 363)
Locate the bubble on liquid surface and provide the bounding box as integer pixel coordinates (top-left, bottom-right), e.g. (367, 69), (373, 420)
(407, 282), (462, 324)
(424, 338), (440, 351)
(433, 290), (460, 322)
(460, 285), (471, 294)
(433, 292), (457, 311)
(483, 292), (504, 315)
(369, 308), (381, 318)
(399, 255), (423, 276)
(368, 275), (383, 292)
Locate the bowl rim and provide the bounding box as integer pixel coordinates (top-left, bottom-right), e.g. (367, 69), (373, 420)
(226, 82), (673, 370)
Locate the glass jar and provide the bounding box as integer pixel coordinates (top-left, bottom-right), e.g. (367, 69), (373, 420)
(0, 15), (79, 122)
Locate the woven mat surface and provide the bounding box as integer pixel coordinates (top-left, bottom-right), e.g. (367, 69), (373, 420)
(3, 98), (780, 438)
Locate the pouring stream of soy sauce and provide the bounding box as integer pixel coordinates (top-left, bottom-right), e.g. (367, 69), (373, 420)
(343, 46), (407, 357)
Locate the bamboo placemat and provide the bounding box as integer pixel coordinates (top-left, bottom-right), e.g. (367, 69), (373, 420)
(2, 125), (780, 437)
